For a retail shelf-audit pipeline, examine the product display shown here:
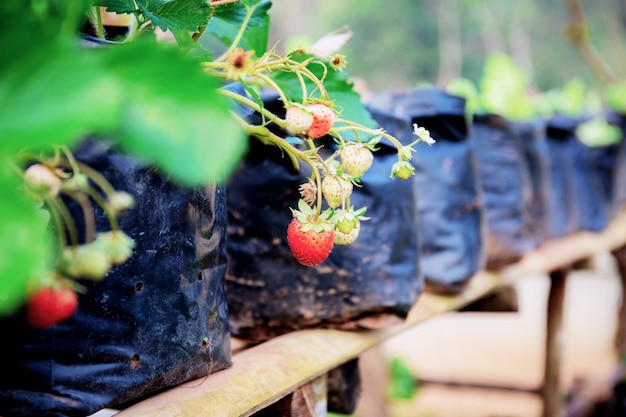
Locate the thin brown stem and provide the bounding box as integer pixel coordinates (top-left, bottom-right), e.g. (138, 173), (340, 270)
(563, 0), (618, 85)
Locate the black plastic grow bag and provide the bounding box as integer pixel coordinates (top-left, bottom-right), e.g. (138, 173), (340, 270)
(0, 140), (232, 417)
(225, 95), (422, 342)
(468, 112), (535, 269)
(366, 88), (484, 293)
(510, 118), (552, 246)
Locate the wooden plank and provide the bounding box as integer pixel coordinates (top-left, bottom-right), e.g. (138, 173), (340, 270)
(253, 375), (328, 417)
(117, 211), (626, 417)
(542, 269), (569, 417)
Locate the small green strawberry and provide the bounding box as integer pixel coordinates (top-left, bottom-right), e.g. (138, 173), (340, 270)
(285, 104), (314, 136)
(340, 142), (375, 178)
(305, 103), (335, 139)
(60, 244), (112, 280)
(287, 199), (335, 266)
(93, 230), (135, 265)
(321, 174), (353, 208)
(331, 206), (369, 245)
(334, 219), (360, 246)
(391, 161), (415, 179)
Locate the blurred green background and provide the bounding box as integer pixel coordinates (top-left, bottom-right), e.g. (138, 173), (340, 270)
(268, 0), (626, 94)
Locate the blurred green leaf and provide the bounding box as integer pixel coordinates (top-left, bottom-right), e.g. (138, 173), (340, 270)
(0, 41), (121, 156)
(95, 0), (137, 14)
(0, 162), (51, 316)
(446, 77), (481, 120)
(576, 117), (622, 147)
(387, 356), (419, 400)
(137, 0), (211, 32)
(101, 40), (247, 185)
(479, 53), (534, 120)
(605, 81), (626, 114)
(205, 0), (272, 55)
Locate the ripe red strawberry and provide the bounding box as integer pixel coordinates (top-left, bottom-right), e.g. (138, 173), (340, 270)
(321, 175), (353, 208)
(287, 218), (334, 266)
(26, 287), (78, 329)
(305, 103), (335, 139)
(340, 143), (374, 178)
(285, 105), (313, 136)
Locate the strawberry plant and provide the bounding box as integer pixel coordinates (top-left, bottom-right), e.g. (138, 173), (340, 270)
(1, 0), (435, 321)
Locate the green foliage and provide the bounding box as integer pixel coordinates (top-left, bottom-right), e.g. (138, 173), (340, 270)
(446, 53), (534, 120)
(387, 356), (419, 400)
(205, 0), (272, 55)
(576, 117), (622, 147)
(535, 78), (588, 117)
(479, 53), (534, 120)
(605, 81), (626, 114)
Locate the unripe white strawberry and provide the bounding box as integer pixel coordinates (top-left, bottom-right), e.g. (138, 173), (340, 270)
(285, 105), (313, 136)
(321, 175), (353, 208)
(24, 164), (62, 197)
(340, 143), (374, 178)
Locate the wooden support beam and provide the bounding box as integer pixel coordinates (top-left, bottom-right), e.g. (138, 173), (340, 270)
(611, 245), (626, 357)
(542, 268), (569, 417)
(253, 375), (327, 417)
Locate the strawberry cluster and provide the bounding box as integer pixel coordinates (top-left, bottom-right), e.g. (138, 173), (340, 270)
(281, 101), (434, 266)
(21, 157), (135, 329)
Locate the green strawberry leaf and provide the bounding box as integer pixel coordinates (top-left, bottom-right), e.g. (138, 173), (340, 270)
(204, 0), (271, 55)
(136, 0), (211, 31)
(0, 38), (121, 156)
(0, 162), (51, 316)
(95, 0), (137, 14)
(100, 40), (247, 185)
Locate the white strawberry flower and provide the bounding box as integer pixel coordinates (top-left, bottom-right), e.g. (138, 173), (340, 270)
(412, 123), (436, 145)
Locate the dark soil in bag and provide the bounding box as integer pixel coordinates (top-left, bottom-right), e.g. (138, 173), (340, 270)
(366, 88), (485, 294)
(469, 113), (535, 270)
(0, 140), (232, 417)
(225, 95), (422, 342)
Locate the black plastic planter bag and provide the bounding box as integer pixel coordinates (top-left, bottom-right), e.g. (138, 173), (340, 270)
(570, 133), (619, 232)
(469, 113), (535, 270)
(604, 111), (626, 217)
(226, 96), (422, 342)
(0, 140), (232, 417)
(545, 115), (581, 238)
(366, 88), (484, 294)
(510, 118), (552, 246)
